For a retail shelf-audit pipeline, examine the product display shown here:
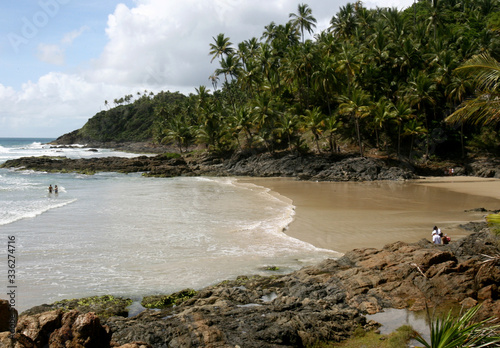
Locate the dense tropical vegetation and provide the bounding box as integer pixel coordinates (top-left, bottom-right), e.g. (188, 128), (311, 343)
(71, 0), (500, 161)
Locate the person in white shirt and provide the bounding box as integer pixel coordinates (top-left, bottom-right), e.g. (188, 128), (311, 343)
(432, 230), (442, 244)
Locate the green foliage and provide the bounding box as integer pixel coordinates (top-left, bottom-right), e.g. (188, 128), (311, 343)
(52, 295), (133, 319)
(486, 213), (500, 235)
(75, 91), (187, 143)
(157, 152), (182, 159)
(67, 0), (500, 159)
(141, 288), (197, 309)
(415, 304), (500, 348)
(264, 266), (280, 271)
(467, 128), (500, 154)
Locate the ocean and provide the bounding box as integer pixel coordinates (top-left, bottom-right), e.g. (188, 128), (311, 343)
(0, 138), (336, 312)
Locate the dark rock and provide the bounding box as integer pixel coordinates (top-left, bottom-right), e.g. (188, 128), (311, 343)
(0, 299), (15, 332)
(0, 151), (417, 182)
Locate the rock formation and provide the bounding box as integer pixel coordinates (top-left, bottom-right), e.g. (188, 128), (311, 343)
(1, 228), (498, 347)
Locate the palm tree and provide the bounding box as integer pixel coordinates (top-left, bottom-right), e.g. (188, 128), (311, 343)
(324, 114), (343, 154)
(402, 117), (427, 160)
(391, 99), (415, 158)
(427, 0), (442, 41)
(289, 3), (317, 43)
(301, 107), (325, 153)
(261, 22), (278, 43)
(372, 97), (392, 149)
(163, 114), (194, 153)
(275, 111), (300, 151)
(446, 53), (500, 126)
(329, 3), (357, 39)
(231, 106), (255, 148)
(195, 85), (211, 111)
(209, 33), (234, 63)
(335, 43), (361, 88)
(216, 53), (242, 83)
(312, 56), (338, 116)
(338, 87), (372, 156)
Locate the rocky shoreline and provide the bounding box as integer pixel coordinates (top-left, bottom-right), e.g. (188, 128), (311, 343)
(1, 226), (499, 347)
(2, 144), (500, 180)
(1, 146), (500, 347)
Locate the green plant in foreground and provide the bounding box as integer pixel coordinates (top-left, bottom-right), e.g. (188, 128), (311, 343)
(415, 305), (500, 348)
(486, 213), (500, 235)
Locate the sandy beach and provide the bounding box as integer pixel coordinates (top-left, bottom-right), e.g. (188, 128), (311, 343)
(242, 176), (500, 254)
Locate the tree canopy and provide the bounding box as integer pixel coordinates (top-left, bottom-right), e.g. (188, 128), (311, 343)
(71, 0), (500, 159)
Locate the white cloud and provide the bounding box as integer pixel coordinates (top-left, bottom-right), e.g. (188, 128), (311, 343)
(37, 43), (65, 65)
(61, 25), (90, 45)
(0, 73), (130, 137)
(86, 0), (313, 89)
(2, 0), (416, 137)
(36, 25), (89, 66)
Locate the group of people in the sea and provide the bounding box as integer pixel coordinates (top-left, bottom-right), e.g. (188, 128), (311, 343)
(48, 184), (59, 194)
(432, 225), (451, 245)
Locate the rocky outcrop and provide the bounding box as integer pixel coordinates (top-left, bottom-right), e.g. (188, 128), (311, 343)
(21, 295), (132, 320)
(5, 147), (498, 180)
(466, 157), (500, 178)
(0, 310), (111, 348)
(0, 152), (416, 181)
(3, 229), (499, 347)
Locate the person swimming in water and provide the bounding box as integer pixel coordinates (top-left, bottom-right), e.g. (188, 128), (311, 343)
(48, 185), (53, 193)
(54, 185), (58, 194)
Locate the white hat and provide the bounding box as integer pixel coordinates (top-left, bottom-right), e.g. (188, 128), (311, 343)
(432, 231), (437, 235)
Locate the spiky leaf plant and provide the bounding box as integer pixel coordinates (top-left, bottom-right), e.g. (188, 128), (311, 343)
(415, 305), (500, 348)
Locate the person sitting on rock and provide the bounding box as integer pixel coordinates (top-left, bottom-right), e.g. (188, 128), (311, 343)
(432, 230), (442, 244)
(432, 226), (442, 237)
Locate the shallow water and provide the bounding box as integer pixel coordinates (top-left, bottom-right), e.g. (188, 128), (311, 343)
(367, 308), (430, 344)
(246, 178), (500, 252)
(2, 139), (499, 314)
(1, 170), (336, 312)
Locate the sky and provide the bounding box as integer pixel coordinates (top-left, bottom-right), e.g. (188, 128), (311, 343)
(0, 0), (414, 138)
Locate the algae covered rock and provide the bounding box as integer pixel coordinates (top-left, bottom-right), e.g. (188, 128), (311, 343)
(22, 295), (132, 320)
(141, 289), (197, 309)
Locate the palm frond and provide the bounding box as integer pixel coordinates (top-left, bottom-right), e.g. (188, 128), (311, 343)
(455, 53), (500, 91)
(445, 92), (500, 126)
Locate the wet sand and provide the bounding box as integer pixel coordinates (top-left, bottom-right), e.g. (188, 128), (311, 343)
(241, 176), (500, 254)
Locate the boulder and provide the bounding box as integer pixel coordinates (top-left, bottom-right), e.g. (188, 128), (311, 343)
(16, 310), (62, 347)
(0, 299), (15, 332)
(49, 311), (111, 348)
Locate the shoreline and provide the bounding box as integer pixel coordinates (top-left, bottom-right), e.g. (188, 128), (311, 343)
(6, 174), (500, 347)
(240, 176), (500, 253)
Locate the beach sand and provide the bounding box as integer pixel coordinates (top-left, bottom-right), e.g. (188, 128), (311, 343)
(241, 176), (500, 254)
